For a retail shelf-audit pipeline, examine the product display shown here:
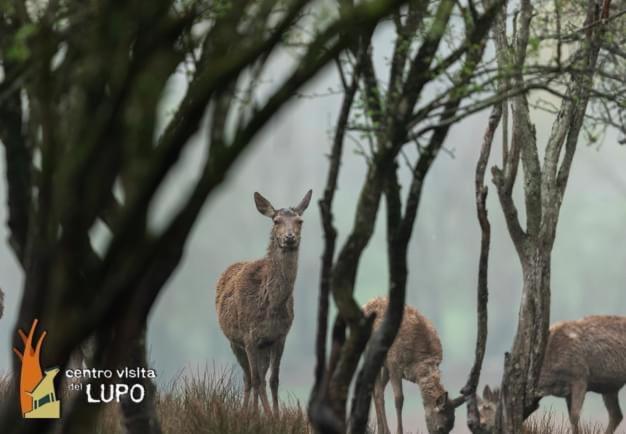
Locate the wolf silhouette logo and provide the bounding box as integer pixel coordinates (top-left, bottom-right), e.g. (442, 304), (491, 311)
(13, 319), (61, 419)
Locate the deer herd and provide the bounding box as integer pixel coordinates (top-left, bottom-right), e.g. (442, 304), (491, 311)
(215, 191), (626, 434)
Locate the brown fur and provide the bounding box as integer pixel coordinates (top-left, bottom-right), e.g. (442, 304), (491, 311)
(477, 385), (499, 428)
(215, 190), (311, 415)
(480, 316), (626, 434)
(363, 297), (455, 434)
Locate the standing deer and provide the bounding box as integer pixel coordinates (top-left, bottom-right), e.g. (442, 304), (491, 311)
(215, 190), (312, 415)
(478, 316), (626, 434)
(363, 297), (464, 434)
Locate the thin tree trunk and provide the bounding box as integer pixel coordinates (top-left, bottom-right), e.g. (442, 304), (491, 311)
(464, 104), (500, 434)
(497, 251), (550, 432)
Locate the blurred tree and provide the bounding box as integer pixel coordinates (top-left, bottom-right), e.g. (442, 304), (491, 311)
(0, 0), (411, 433)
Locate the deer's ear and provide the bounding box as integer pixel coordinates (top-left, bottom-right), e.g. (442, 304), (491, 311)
(436, 392), (448, 408)
(483, 385), (493, 400)
(254, 192), (275, 218)
(295, 189), (312, 215)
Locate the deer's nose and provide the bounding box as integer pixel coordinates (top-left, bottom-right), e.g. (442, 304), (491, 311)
(285, 233), (296, 243)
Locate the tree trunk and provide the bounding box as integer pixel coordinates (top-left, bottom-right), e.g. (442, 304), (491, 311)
(497, 249), (550, 433)
(119, 324), (161, 434)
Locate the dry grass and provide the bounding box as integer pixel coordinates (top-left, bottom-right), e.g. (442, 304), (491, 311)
(0, 372), (12, 398)
(1, 367), (310, 434)
(524, 411), (605, 434)
(0, 369), (609, 433)
(152, 368), (309, 434)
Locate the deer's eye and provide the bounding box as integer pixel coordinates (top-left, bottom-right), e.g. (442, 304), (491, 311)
(297, 219), (303, 225)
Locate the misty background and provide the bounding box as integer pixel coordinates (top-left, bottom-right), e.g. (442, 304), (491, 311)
(1, 22), (625, 433)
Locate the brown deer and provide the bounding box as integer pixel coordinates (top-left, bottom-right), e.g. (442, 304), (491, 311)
(363, 297), (464, 434)
(478, 316), (626, 434)
(215, 190), (312, 415)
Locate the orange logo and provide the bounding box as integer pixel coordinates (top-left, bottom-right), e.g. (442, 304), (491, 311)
(13, 319), (61, 419)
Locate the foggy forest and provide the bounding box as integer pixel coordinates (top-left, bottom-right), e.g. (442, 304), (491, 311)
(0, 0), (625, 433)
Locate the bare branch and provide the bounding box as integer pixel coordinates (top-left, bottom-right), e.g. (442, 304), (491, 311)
(309, 49), (364, 431)
(463, 105), (501, 434)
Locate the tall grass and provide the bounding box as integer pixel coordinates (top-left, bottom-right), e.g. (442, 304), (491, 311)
(0, 369), (609, 433)
(153, 368), (309, 434)
(524, 411), (605, 434)
(1, 367), (309, 434)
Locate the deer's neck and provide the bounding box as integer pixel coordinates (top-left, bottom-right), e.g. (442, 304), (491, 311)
(418, 370), (446, 407)
(263, 240), (299, 305)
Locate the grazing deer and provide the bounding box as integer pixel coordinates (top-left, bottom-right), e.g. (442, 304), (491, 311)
(479, 316), (626, 434)
(215, 190), (312, 415)
(475, 385), (499, 430)
(363, 297), (463, 434)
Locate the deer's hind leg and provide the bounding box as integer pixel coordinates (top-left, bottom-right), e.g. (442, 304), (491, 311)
(230, 342), (252, 409)
(373, 367), (391, 434)
(602, 391), (623, 434)
(269, 337), (286, 415)
(567, 380), (587, 434)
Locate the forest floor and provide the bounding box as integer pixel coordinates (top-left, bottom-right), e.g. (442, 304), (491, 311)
(0, 369), (609, 433)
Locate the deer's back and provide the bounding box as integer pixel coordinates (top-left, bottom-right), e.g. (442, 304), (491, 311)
(541, 316), (626, 394)
(363, 297), (442, 378)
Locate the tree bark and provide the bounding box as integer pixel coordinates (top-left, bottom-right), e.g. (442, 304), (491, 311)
(497, 250), (550, 432)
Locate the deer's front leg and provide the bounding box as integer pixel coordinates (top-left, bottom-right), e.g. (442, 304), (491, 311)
(389, 372), (404, 434)
(602, 391), (623, 434)
(269, 338), (286, 415)
(245, 344), (272, 415)
(373, 367), (391, 434)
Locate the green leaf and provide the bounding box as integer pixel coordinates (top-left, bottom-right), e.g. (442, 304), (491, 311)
(6, 23), (37, 63)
